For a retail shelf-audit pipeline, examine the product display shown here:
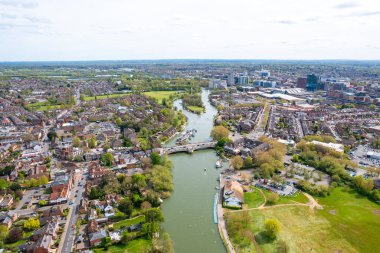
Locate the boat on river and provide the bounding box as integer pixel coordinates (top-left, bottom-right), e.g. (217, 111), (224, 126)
(215, 160), (222, 168)
(175, 129), (197, 144)
(213, 193), (218, 224)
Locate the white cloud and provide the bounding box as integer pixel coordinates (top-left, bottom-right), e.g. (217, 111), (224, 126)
(0, 0), (379, 61)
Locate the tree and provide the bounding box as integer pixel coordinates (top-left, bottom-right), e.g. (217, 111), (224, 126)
(142, 222), (160, 239)
(89, 187), (105, 200)
(115, 117), (123, 126)
(141, 201), (152, 210)
(230, 156), (244, 170)
(47, 131), (57, 142)
(88, 137), (97, 148)
(211, 126), (229, 141)
(38, 175), (49, 185)
(9, 182), (21, 191)
(264, 219), (280, 240)
(73, 136), (81, 147)
(150, 152), (161, 165)
(144, 208), (164, 223)
(244, 156), (253, 168)
(132, 174), (147, 189)
(24, 218), (40, 230)
(118, 198), (133, 217)
(39, 200), (47, 206)
(354, 175), (374, 194)
(0, 225), (8, 246)
(101, 152), (114, 167)
(5, 227), (22, 243)
(0, 179), (8, 191)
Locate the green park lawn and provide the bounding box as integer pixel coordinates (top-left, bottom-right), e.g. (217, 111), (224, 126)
(266, 190), (309, 205)
(186, 106), (205, 113)
(93, 238), (152, 253)
(111, 215), (145, 231)
(231, 187), (380, 253)
(244, 189), (265, 208)
(143, 91), (179, 104)
(27, 101), (68, 111)
(82, 93), (130, 101)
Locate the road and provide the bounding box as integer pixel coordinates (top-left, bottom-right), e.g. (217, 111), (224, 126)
(58, 169), (87, 253)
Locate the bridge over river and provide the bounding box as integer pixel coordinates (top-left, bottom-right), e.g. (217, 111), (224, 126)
(159, 141), (217, 154)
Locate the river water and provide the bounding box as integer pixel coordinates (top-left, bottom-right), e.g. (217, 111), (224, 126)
(161, 89), (227, 253)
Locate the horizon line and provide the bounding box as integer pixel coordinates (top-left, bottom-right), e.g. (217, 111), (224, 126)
(1, 58), (380, 64)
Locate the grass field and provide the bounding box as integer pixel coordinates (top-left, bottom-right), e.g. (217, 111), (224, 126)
(244, 190), (265, 208)
(186, 105), (205, 113)
(93, 239), (151, 253)
(27, 101), (68, 111)
(228, 187), (380, 253)
(82, 93), (130, 101)
(246, 187), (309, 208)
(111, 215), (145, 231)
(143, 91), (179, 104)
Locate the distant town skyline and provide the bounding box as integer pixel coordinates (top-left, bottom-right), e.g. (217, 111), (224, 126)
(1, 0), (380, 61)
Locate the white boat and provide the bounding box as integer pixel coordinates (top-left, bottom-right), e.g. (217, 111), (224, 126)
(215, 160), (222, 168)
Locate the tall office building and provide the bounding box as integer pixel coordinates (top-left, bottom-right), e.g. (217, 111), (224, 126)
(259, 70), (271, 78)
(237, 76), (249, 85)
(306, 74), (323, 91)
(227, 73), (235, 86)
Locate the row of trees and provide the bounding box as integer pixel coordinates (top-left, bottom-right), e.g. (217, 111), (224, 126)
(294, 141), (380, 202)
(254, 138), (286, 178)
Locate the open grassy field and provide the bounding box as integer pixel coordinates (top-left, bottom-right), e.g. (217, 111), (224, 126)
(229, 187), (380, 253)
(143, 91), (179, 104)
(93, 239), (151, 253)
(82, 93), (130, 101)
(111, 215), (145, 231)
(186, 105), (205, 113)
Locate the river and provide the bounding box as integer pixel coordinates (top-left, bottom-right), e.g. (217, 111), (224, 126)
(161, 89), (227, 253)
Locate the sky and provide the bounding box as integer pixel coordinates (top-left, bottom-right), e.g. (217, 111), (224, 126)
(0, 0), (380, 61)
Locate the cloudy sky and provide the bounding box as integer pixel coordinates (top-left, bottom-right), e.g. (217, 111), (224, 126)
(0, 0), (380, 61)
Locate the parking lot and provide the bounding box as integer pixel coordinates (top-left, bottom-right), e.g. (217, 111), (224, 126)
(351, 144), (380, 167)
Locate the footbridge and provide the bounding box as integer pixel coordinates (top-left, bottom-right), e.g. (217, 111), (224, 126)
(161, 141), (217, 154)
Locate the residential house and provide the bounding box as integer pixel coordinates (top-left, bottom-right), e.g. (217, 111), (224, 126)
(223, 180), (244, 209)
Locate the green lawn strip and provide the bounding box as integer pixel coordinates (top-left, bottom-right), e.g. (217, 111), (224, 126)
(111, 215), (145, 231)
(93, 239), (152, 253)
(83, 93), (130, 101)
(186, 106), (205, 112)
(143, 91), (179, 104)
(244, 190), (265, 208)
(28, 101), (69, 111)
(257, 187), (308, 206)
